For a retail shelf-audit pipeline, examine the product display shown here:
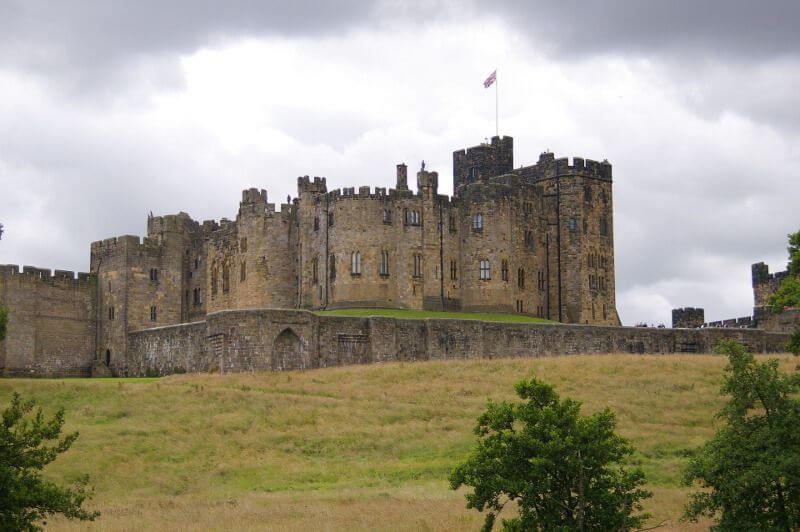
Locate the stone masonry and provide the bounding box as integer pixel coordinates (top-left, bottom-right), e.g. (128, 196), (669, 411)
(3, 135), (790, 377)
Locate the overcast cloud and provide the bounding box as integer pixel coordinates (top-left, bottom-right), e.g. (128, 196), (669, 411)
(1, 0), (798, 325)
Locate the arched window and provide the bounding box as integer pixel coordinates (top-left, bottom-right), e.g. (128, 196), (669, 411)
(479, 260), (491, 280)
(222, 262), (230, 293)
(412, 254), (422, 278)
(351, 251), (361, 275)
(329, 254), (336, 280)
(501, 260), (509, 281)
(472, 213), (483, 231)
(211, 264), (218, 296)
(517, 268), (525, 289)
(380, 251), (389, 276)
(105, 349), (111, 366)
(240, 261), (246, 282)
(383, 209), (392, 224)
(312, 257), (318, 284)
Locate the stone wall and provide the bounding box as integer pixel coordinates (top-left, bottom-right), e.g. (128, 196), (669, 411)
(122, 309), (791, 377)
(0, 265), (95, 376)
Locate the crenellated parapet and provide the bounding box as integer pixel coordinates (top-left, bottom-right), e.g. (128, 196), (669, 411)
(0, 264), (91, 286)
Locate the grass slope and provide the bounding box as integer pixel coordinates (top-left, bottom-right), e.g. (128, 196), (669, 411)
(2, 354), (795, 531)
(315, 307), (556, 323)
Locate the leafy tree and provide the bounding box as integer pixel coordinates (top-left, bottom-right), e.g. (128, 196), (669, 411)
(683, 340), (800, 530)
(450, 377), (651, 531)
(0, 303), (7, 342)
(787, 229), (800, 277)
(0, 392), (98, 531)
(768, 276), (800, 314)
(788, 328), (800, 357)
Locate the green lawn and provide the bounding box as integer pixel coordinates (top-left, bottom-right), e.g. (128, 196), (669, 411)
(315, 307), (557, 323)
(4, 354), (794, 530)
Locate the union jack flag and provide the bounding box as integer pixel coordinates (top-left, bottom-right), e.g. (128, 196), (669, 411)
(483, 70), (496, 88)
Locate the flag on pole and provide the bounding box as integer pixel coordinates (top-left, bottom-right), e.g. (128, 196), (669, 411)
(483, 70), (496, 88)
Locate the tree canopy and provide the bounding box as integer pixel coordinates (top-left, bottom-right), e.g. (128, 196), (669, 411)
(768, 229), (800, 313)
(0, 392), (98, 531)
(450, 377), (651, 531)
(683, 340), (800, 530)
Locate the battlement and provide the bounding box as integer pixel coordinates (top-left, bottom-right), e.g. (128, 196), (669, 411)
(519, 154), (612, 181)
(751, 262), (790, 285)
(297, 175), (327, 195)
(90, 234), (165, 258)
(0, 264), (91, 285)
(453, 135), (514, 193)
(147, 211), (202, 236)
(672, 307), (705, 328)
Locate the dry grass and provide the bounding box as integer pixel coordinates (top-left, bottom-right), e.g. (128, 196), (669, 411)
(2, 353), (796, 530)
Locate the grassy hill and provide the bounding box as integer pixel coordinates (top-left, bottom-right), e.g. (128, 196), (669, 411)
(2, 354), (795, 530)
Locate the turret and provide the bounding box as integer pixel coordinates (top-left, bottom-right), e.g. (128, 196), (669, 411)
(452, 135), (513, 195)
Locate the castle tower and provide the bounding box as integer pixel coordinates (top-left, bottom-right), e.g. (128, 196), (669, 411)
(296, 177), (328, 309)
(452, 135), (513, 195)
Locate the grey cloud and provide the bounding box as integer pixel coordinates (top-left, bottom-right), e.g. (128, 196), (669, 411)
(489, 0), (800, 60)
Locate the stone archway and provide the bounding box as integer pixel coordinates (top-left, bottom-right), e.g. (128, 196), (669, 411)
(272, 328), (304, 371)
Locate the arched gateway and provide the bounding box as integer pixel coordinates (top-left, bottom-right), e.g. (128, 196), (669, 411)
(272, 328), (305, 371)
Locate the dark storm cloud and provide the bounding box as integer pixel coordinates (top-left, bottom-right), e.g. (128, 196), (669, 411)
(0, 0), (385, 94)
(490, 0), (800, 60)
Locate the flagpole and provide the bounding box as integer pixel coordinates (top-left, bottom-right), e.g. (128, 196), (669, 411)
(495, 71), (498, 137)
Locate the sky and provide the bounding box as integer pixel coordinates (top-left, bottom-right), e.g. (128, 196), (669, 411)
(1, 0), (798, 326)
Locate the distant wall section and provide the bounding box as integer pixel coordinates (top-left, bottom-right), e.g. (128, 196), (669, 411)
(0, 265), (94, 376)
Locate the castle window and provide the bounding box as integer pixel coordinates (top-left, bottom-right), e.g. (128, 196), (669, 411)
(469, 166), (477, 180)
(328, 212), (334, 227)
(240, 261), (246, 282)
(538, 271), (545, 291)
(380, 251), (389, 277)
(314, 217), (319, 231)
(524, 230), (534, 251)
(584, 185), (592, 203)
(351, 251), (361, 276)
(583, 219), (588, 233)
(240, 238), (247, 252)
(603, 304), (607, 320)
(413, 254), (422, 278)
(516, 300), (523, 313)
(211, 265), (218, 296)
(105, 349), (111, 366)
(312, 257), (319, 284)
(600, 217), (608, 236)
(450, 259), (457, 281)
(383, 209), (392, 225)
(330, 254), (336, 280)
(193, 288), (201, 305)
(501, 260), (508, 281)
(479, 260), (491, 280)
(185, 290), (189, 305)
(188, 270), (193, 279)
(568, 217), (577, 232)
(472, 213), (483, 231)
(405, 210), (420, 226)
(222, 263), (230, 293)
(149, 268), (159, 281)
(150, 306), (157, 321)
(523, 202), (532, 215)
(449, 214), (456, 233)
(194, 258), (199, 269)
(517, 268), (525, 289)
(108, 306), (115, 320)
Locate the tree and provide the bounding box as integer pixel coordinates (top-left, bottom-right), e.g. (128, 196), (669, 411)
(450, 377), (651, 531)
(768, 276), (800, 314)
(787, 229), (800, 277)
(683, 340), (800, 530)
(0, 392), (98, 531)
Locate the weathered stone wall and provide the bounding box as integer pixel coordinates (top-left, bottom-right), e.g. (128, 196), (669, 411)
(672, 307), (706, 328)
(122, 309), (791, 377)
(0, 265), (94, 376)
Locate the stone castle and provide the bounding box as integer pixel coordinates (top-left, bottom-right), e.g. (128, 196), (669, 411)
(1, 136), (791, 377)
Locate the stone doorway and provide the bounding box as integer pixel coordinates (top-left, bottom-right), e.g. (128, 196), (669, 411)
(272, 328), (304, 371)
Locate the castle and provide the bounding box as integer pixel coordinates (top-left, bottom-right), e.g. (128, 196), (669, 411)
(1, 136), (790, 377)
